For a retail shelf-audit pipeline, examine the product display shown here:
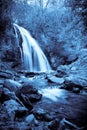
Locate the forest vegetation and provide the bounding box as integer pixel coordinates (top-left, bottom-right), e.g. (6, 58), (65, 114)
(0, 1), (87, 129)
(0, 0), (87, 69)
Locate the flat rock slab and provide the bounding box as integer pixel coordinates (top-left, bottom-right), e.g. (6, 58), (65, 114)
(47, 76), (65, 84)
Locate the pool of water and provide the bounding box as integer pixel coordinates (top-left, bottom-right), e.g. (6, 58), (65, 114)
(39, 87), (68, 102)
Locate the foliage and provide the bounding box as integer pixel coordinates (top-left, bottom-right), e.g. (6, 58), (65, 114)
(0, 0), (14, 35)
(65, 0), (87, 29)
(1, 0), (87, 69)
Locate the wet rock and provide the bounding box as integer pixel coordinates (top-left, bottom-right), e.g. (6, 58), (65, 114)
(64, 49), (87, 89)
(48, 118), (60, 130)
(72, 87), (80, 93)
(20, 83), (38, 94)
(58, 118), (82, 130)
(11, 60), (21, 68)
(47, 76), (65, 85)
(33, 108), (53, 121)
(25, 72), (37, 77)
(0, 85), (3, 98)
(15, 109), (28, 119)
(0, 123), (15, 130)
(25, 114), (34, 123)
(65, 76), (84, 91)
(0, 88), (11, 103)
(0, 105), (9, 121)
(16, 82), (42, 109)
(80, 89), (87, 95)
(19, 93), (33, 110)
(2, 49), (16, 62)
(34, 119), (39, 126)
(0, 70), (13, 79)
(1, 87), (18, 103)
(27, 93), (42, 103)
(4, 79), (21, 92)
(0, 79), (4, 85)
(33, 108), (46, 120)
(1, 88), (23, 106)
(17, 70), (39, 77)
(13, 121), (32, 130)
(57, 65), (70, 77)
(1, 45), (21, 63)
(3, 99), (28, 121)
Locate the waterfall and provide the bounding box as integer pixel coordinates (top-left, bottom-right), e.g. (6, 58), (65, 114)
(14, 24), (51, 72)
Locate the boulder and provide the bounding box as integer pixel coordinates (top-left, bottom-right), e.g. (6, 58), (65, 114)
(0, 88), (11, 103)
(4, 79), (21, 92)
(65, 74), (87, 89)
(0, 70), (13, 79)
(3, 99), (28, 121)
(33, 108), (53, 121)
(19, 83), (38, 94)
(18, 93), (33, 110)
(0, 104), (12, 129)
(57, 65), (70, 77)
(47, 76), (65, 85)
(16, 83), (42, 105)
(1, 88), (23, 104)
(48, 118), (60, 130)
(57, 49), (87, 91)
(16, 82), (42, 110)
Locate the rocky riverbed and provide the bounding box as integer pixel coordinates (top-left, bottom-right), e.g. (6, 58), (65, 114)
(0, 69), (87, 130)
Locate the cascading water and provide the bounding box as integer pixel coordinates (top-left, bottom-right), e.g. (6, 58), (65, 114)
(14, 24), (51, 72)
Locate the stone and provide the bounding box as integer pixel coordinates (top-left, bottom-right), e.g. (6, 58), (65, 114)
(0, 79), (4, 85)
(0, 104), (9, 120)
(47, 76), (65, 85)
(27, 93), (42, 103)
(3, 99), (28, 121)
(25, 114), (34, 123)
(19, 83), (38, 94)
(34, 119), (39, 126)
(1, 88), (23, 105)
(33, 108), (46, 120)
(57, 65), (70, 77)
(4, 79), (21, 92)
(0, 85), (3, 98)
(48, 118), (60, 130)
(0, 88), (10, 103)
(16, 82), (42, 109)
(58, 118), (81, 130)
(19, 93), (33, 110)
(33, 108), (52, 121)
(25, 72), (37, 77)
(65, 76), (85, 91)
(11, 60), (21, 68)
(72, 87), (80, 93)
(67, 49), (87, 88)
(0, 70), (13, 79)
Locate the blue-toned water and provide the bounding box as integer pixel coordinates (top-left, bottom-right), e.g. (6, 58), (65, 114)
(14, 24), (51, 72)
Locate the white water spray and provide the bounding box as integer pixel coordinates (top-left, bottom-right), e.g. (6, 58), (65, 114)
(14, 24), (51, 72)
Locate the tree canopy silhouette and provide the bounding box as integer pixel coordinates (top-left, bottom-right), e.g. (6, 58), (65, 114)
(0, 0), (14, 33)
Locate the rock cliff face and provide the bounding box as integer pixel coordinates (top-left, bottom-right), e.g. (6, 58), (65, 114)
(57, 49), (87, 91)
(0, 24), (22, 70)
